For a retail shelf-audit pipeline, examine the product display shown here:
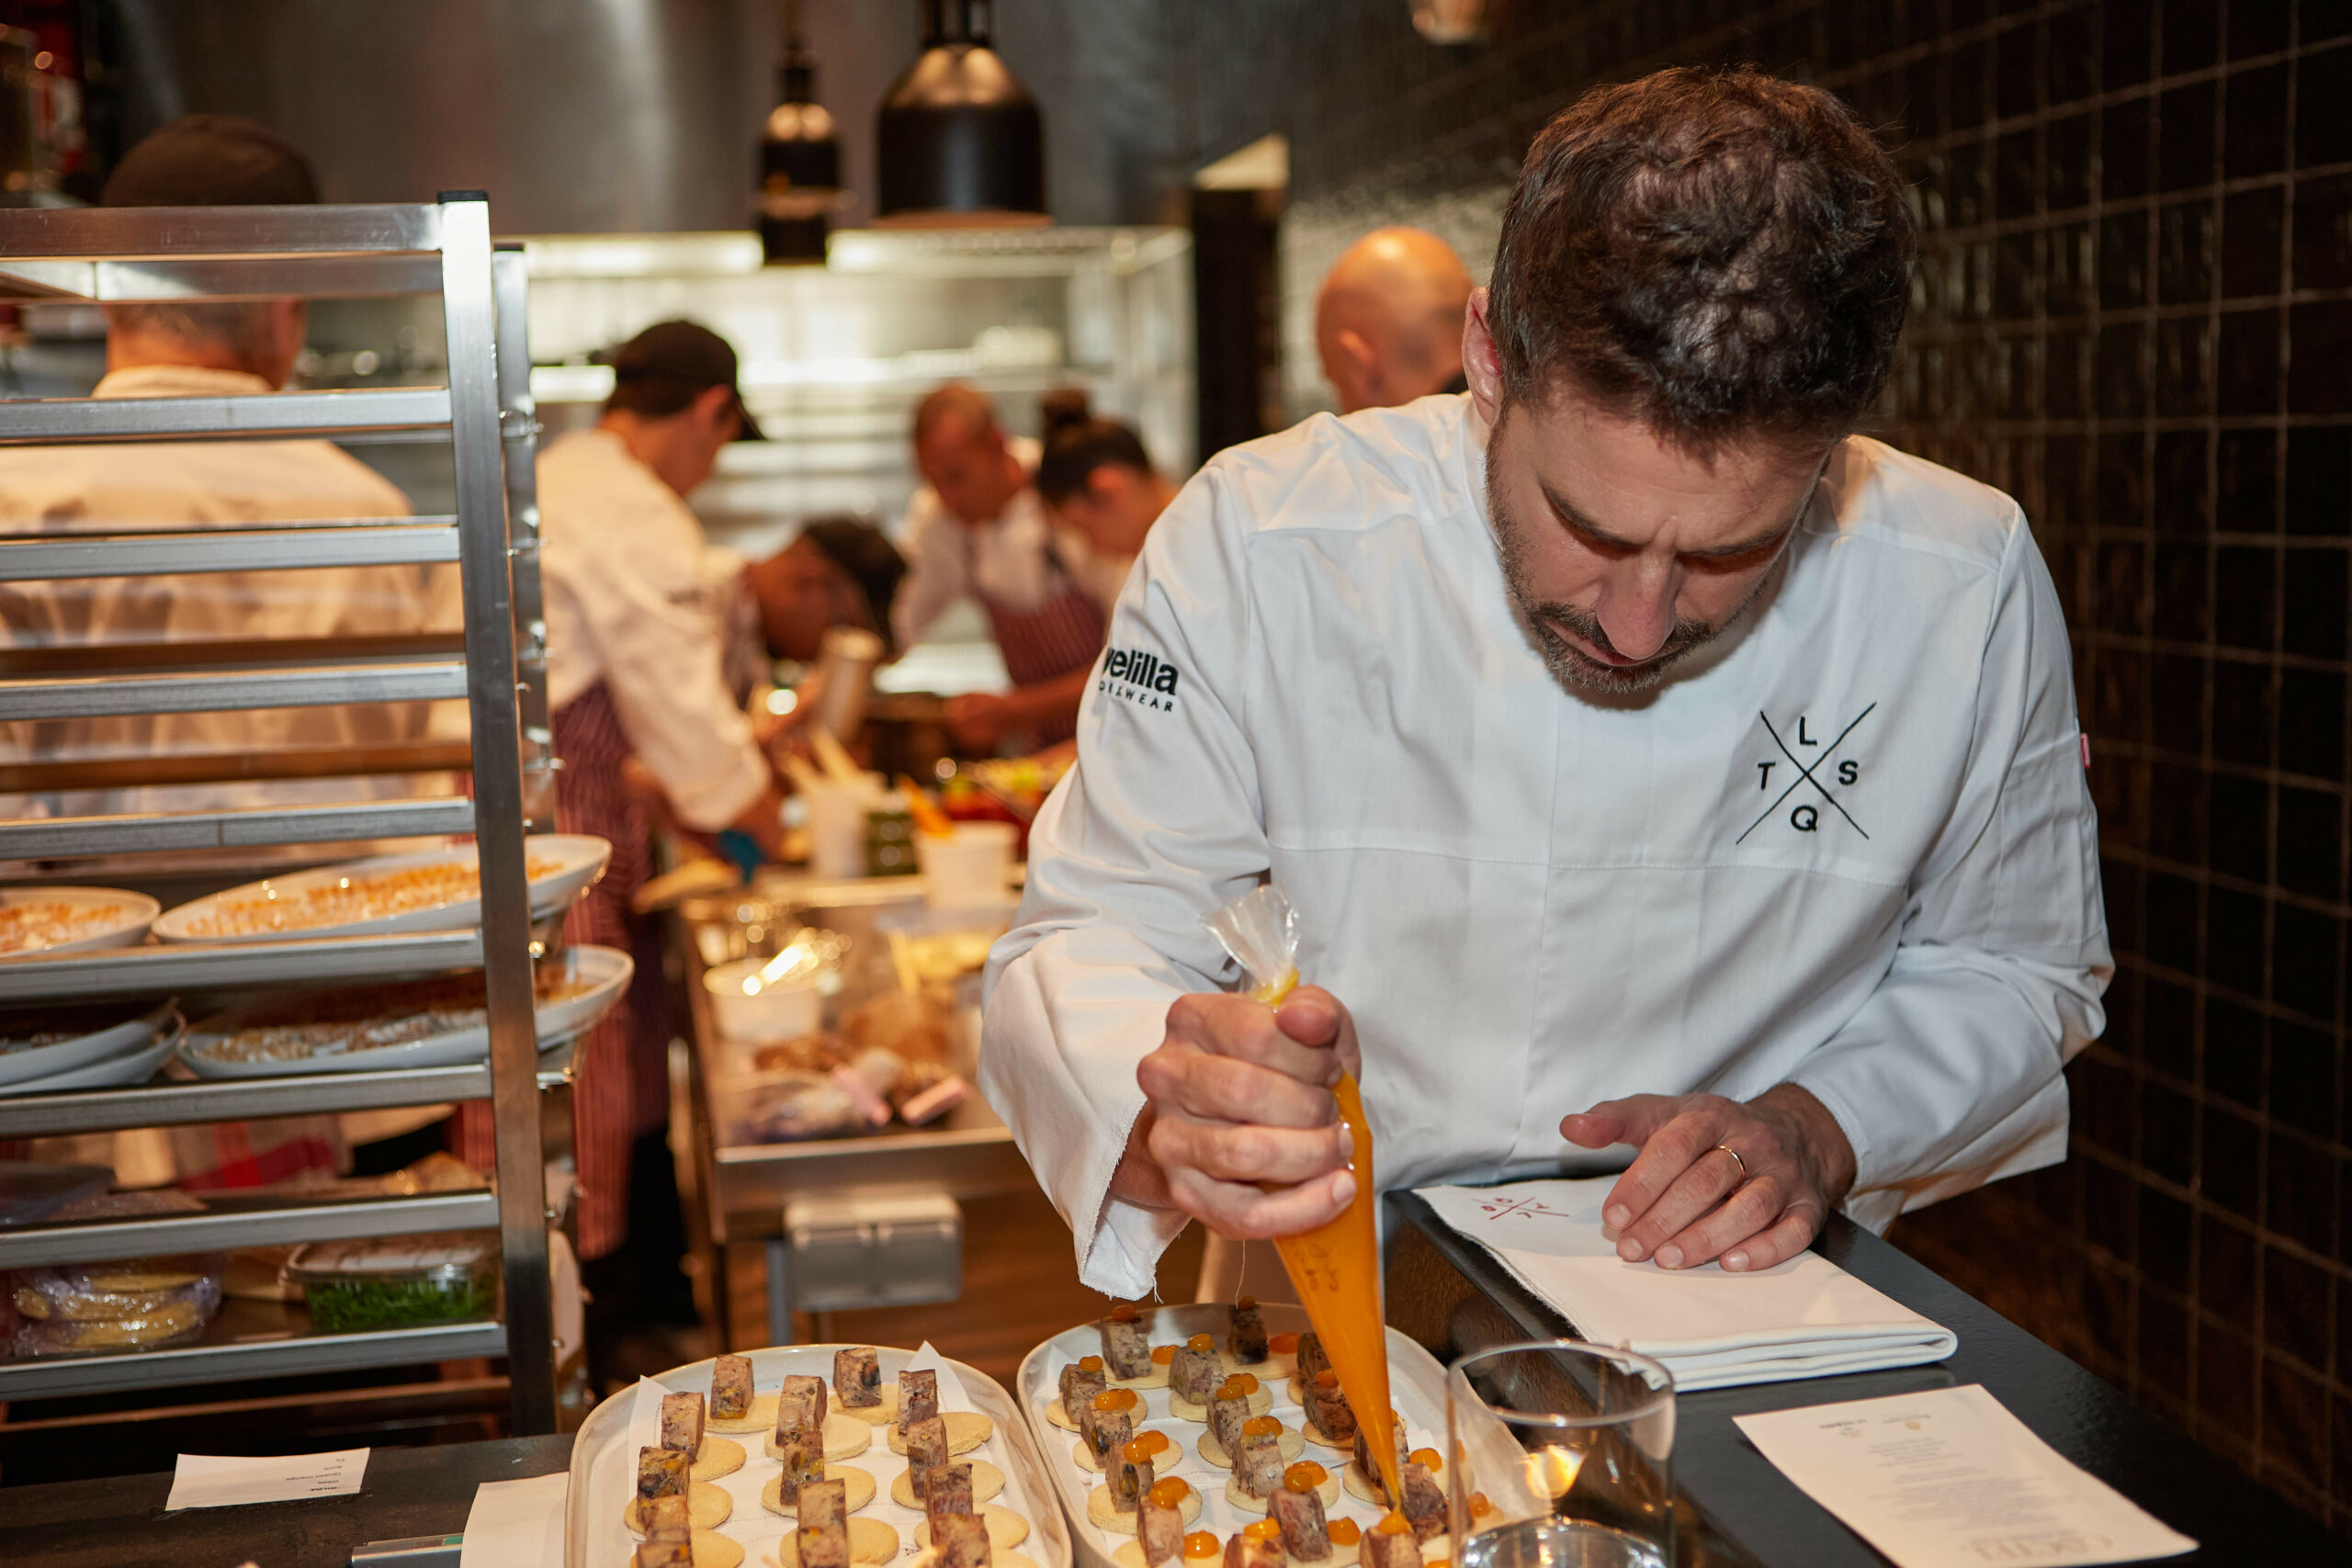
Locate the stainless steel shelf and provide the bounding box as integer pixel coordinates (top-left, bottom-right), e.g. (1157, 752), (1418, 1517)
(0, 659), (468, 720)
(0, 253), (445, 302)
(0, 387), (452, 446)
(0, 795), (476, 861)
(0, 1190), (499, 1269)
(0, 202), (443, 258)
(0, 930), (485, 1003)
(0, 1035), (579, 1138)
(0, 519), (460, 580)
(0, 1300), (506, 1401)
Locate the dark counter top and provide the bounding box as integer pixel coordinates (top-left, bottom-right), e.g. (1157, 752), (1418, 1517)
(0, 1430), (571, 1568)
(1385, 1190), (2335, 1566)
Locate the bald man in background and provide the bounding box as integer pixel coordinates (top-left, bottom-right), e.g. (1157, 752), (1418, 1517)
(1313, 226), (1476, 412)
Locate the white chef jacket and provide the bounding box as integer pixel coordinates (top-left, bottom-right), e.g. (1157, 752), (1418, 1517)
(893, 437), (1122, 649)
(0, 364), (464, 831)
(537, 428), (767, 832)
(982, 392), (2110, 1297)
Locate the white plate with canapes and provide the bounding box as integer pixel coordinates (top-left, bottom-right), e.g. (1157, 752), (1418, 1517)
(1017, 1302), (1509, 1568)
(564, 1342), (1070, 1568)
(180, 944), (634, 1078)
(0, 1001), (178, 1089)
(5, 1011), (186, 1092)
(0, 886), (162, 958)
(152, 835), (610, 943)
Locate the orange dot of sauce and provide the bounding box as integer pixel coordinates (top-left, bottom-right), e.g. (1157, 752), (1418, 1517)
(1241, 1416), (1283, 1438)
(1228, 1372), (1261, 1394)
(1182, 1533), (1221, 1560)
(1283, 1462), (1329, 1493)
(1376, 1511), (1414, 1537)
(1078, 1355), (1104, 1372)
(1148, 1478), (1193, 1508)
(1111, 1303), (1138, 1323)
(1215, 1377), (1251, 1402)
(1327, 1520), (1363, 1547)
(1314, 1370), (1339, 1390)
(1236, 1294), (1257, 1309)
(1133, 1430), (1171, 1458)
(1408, 1448), (1442, 1472)
(1151, 1345), (1179, 1365)
(1267, 1332), (1301, 1355)
(1242, 1519), (1283, 1542)
(1122, 1438), (1158, 1464)
(1468, 1492), (1495, 1518)
(1186, 1333), (1216, 1353)
(1092, 1389), (1138, 1413)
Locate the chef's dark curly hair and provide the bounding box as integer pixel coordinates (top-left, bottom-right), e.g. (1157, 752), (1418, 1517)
(1487, 66), (1914, 450)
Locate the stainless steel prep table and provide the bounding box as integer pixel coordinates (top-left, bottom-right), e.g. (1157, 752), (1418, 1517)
(668, 874), (1038, 1348)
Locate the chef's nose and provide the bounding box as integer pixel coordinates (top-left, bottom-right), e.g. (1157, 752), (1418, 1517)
(1595, 558), (1679, 661)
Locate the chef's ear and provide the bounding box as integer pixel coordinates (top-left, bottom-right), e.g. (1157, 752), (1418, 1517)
(1462, 288), (1505, 427)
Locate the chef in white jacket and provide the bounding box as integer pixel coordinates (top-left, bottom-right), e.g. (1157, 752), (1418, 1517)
(983, 67), (2110, 1299)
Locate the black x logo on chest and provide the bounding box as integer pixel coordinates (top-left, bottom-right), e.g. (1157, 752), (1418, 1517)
(1736, 703), (1876, 843)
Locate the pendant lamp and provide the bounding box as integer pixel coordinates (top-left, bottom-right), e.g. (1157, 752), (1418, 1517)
(757, 0), (843, 264)
(875, 0), (1047, 228)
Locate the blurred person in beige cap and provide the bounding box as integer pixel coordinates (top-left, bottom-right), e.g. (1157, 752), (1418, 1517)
(1314, 226), (1476, 412)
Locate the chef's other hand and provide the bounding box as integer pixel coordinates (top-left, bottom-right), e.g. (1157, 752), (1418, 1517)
(1118, 986), (1364, 1240)
(945, 692), (1012, 753)
(1559, 1085), (1856, 1273)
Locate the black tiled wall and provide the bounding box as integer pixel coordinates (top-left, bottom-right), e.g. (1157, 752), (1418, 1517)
(1167, 0), (2352, 1535)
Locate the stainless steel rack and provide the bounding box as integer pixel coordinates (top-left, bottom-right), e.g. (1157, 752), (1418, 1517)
(0, 199), (562, 1430)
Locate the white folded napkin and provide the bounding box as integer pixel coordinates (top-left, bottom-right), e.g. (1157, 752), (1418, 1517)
(1419, 1179), (1956, 1391)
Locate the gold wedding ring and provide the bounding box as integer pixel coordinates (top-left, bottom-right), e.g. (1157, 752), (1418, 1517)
(1714, 1144), (1748, 1179)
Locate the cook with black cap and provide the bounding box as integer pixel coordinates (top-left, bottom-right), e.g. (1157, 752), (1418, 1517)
(500, 320), (786, 1366)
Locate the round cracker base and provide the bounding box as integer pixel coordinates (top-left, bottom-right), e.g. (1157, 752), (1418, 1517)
(707, 1392), (778, 1435)
(766, 1415), (874, 1463)
(1340, 1464), (1393, 1508)
(645, 1528), (744, 1568)
(1109, 1360), (1171, 1391)
(767, 1516), (901, 1567)
(691, 1437), (746, 1482)
(1086, 1483), (1203, 1537)
(914, 1552), (1039, 1568)
(1220, 1350), (1285, 1379)
(1301, 1420), (1351, 1453)
(832, 1385), (899, 1427)
(759, 1465), (878, 1517)
(625, 1482), (733, 1534)
(1168, 1383), (1273, 1425)
(1198, 1426), (1304, 1469)
(886, 1410), (994, 1456)
(912, 1504), (1031, 1552)
(890, 1459), (1005, 1511)
(1046, 1396), (1078, 1433)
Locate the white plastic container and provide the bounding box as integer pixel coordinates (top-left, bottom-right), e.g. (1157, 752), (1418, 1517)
(916, 821), (1016, 911)
(702, 955), (823, 1042)
(803, 773), (888, 880)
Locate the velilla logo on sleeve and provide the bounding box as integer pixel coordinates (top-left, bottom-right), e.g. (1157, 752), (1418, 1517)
(1100, 646), (1181, 712)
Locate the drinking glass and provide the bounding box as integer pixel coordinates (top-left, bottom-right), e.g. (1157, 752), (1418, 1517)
(1447, 1340), (1678, 1568)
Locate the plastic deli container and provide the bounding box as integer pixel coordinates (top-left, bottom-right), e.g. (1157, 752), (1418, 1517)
(284, 1231), (499, 1332)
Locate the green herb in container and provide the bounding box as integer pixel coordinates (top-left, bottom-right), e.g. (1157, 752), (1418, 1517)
(284, 1232), (499, 1333)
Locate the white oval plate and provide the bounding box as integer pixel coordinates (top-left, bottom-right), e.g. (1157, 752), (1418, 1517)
(0, 1003), (175, 1089)
(0, 886), (162, 958)
(153, 836), (611, 944)
(6, 1016), (186, 1093)
(180, 945), (634, 1078)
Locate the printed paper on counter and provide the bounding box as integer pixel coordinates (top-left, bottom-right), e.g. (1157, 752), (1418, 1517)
(1733, 1384), (2194, 1568)
(165, 1447), (368, 1509)
(458, 1471), (568, 1568)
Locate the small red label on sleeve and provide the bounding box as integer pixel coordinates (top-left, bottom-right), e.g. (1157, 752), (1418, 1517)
(2081, 734), (2091, 770)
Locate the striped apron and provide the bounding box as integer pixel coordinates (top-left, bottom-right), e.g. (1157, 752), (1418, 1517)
(981, 573), (1106, 747)
(455, 680), (669, 1260)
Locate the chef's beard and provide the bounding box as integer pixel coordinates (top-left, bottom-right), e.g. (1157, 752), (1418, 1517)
(1487, 458), (1768, 696)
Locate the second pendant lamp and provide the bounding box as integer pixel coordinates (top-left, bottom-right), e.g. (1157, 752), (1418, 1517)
(875, 0), (1047, 228)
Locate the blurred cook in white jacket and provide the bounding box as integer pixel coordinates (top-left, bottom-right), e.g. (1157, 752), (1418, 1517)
(982, 69), (2109, 1299)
